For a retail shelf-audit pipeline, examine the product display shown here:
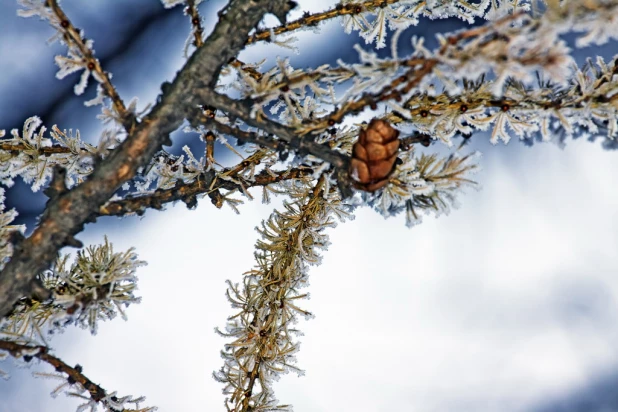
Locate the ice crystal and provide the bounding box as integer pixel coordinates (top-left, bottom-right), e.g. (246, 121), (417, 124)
(0, 188), (25, 272)
(0, 117), (98, 191)
(216, 178), (353, 411)
(1, 237), (145, 342)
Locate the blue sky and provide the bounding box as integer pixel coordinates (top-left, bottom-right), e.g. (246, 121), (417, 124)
(2, 1), (618, 411)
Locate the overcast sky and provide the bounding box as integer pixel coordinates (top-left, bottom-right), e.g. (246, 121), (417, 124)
(2, 1), (618, 412)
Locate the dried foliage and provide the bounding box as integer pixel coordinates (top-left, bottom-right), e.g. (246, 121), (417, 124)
(0, 0), (617, 411)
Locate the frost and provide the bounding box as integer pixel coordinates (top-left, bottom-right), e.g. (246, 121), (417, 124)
(2, 237), (145, 342)
(0, 117), (101, 191)
(358, 148), (481, 227)
(216, 179), (353, 411)
(160, 0), (186, 9)
(0, 189), (25, 272)
(17, 0), (56, 22)
(54, 39), (99, 96)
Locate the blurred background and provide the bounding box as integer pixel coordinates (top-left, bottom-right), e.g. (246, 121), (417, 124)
(1, 1), (618, 411)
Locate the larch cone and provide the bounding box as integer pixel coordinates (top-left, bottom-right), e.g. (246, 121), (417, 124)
(349, 118), (400, 192)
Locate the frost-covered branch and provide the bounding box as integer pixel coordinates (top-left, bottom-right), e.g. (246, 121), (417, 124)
(215, 176), (352, 412)
(97, 165), (314, 217)
(27, 0), (136, 131)
(3, 0), (618, 410)
(246, 0), (403, 46)
(186, 0), (205, 49)
(194, 107), (349, 168)
(0, 340), (155, 412)
(334, 121), (481, 227)
(189, 96), (358, 197)
(0, 0), (295, 320)
(0, 118), (111, 191)
(1, 237), (145, 342)
(385, 58), (618, 146)
(0, 236), (148, 409)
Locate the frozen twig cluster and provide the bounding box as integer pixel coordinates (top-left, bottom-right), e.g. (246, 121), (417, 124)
(0, 0), (617, 411)
(0, 237), (149, 411)
(214, 176), (352, 411)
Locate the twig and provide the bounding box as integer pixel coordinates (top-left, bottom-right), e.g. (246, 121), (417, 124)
(190, 94), (349, 170)
(0, 341), (105, 403)
(0, 340), (154, 411)
(192, 107), (355, 197)
(0, 143), (74, 155)
(46, 0), (135, 132)
(186, 0), (204, 48)
(96, 166), (313, 217)
(246, 0), (402, 45)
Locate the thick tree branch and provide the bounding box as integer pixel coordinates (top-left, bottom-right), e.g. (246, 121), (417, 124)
(0, 0), (293, 320)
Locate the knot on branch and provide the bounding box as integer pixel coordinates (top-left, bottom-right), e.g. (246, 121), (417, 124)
(43, 165), (69, 201)
(182, 194), (198, 209)
(269, 0), (297, 26)
(50, 231), (84, 249)
(30, 277), (52, 302)
(64, 235), (84, 249)
(84, 213), (98, 224)
(209, 189), (224, 208)
(7, 230), (26, 252)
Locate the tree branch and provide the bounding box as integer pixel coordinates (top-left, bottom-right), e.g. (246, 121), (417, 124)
(0, 0), (293, 320)
(195, 109), (348, 168)
(0, 340), (152, 411)
(47, 0), (135, 131)
(191, 104), (356, 197)
(245, 0), (402, 45)
(0, 340), (106, 399)
(96, 166), (313, 217)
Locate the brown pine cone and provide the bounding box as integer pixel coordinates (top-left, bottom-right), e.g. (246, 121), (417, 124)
(349, 118), (400, 192)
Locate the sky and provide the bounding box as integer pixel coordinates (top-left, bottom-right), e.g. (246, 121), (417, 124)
(2, 1), (618, 412)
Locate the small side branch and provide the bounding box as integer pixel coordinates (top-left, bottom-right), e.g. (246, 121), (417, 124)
(46, 0), (134, 131)
(190, 93), (350, 169)
(246, 0), (402, 45)
(96, 166), (313, 217)
(186, 0), (204, 48)
(192, 106), (355, 197)
(1, 341), (98, 403)
(0, 340), (154, 411)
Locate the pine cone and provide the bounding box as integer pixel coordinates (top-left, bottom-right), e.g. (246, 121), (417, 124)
(349, 118), (400, 192)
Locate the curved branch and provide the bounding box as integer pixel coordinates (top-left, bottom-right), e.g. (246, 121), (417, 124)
(47, 0), (134, 131)
(0, 341), (105, 402)
(0, 340), (153, 411)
